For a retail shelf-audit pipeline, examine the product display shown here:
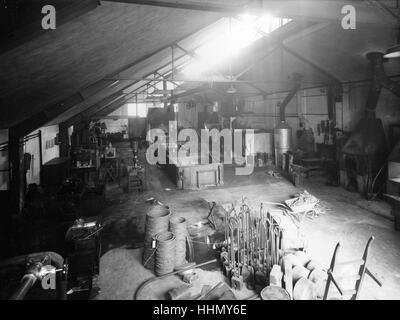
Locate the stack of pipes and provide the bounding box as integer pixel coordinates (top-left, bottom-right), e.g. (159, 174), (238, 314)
(220, 200), (283, 292)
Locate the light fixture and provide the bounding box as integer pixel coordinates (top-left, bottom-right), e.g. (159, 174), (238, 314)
(227, 84), (237, 94)
(384, 44), (400, 58)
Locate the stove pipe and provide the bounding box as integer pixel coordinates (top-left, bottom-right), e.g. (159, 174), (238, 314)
(342, 52), (400, 156)
(279, 73), (303, 122)
(366, 51), (400, 115)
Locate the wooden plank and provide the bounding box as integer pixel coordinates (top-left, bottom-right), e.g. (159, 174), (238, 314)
(102, 0), (244, 13)
(334, 259), (365, 268)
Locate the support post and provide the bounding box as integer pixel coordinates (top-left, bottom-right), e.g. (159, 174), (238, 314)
(38, 130), (43, 185)
(58, 123), (70, 158)
(8, 128), (24, 214)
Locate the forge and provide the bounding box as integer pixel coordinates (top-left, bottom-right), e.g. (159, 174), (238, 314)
(340, 52), (400, 195)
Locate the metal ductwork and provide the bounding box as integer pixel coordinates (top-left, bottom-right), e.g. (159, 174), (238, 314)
(279, 73), (303, 122)
(341, 51), (400, 195)
(274, 73), (302, 169)
(342, 52), (400, 156)
(366, 51), (400, 114)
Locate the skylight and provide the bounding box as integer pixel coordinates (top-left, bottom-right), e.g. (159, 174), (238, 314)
(182, 15), (291, 77)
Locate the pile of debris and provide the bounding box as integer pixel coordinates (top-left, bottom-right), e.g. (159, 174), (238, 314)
(285, 190), (323, 217)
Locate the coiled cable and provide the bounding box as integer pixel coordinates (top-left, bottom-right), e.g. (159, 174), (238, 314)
(154, 231), (176, 276)
(169, 216), (187, 267)
(143, 205), (171, 270)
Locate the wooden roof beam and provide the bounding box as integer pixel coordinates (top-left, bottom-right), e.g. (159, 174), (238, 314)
(105, 0), (398, 26)
(102, 0), (245, 13)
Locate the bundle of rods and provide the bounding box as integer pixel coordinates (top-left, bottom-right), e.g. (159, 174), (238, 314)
(220, 201), (283, 291)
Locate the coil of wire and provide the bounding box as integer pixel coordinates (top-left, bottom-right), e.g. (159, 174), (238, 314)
(142, 204), (171, 270)
(154, 231), (176, 276)
(169, 216), (187, 267)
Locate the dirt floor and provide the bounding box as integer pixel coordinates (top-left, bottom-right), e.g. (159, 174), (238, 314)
(95, 164), (400, 300)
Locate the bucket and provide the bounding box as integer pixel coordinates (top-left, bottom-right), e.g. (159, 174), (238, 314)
(260, 286), (291, 300)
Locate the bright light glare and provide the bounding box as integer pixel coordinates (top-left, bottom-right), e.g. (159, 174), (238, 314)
(182, 14), (290, 76)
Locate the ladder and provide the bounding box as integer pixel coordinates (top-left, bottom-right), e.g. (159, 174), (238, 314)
(323, 236), (382, 300)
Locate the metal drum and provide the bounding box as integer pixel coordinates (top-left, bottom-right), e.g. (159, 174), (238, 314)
(274, 121), (292, 169)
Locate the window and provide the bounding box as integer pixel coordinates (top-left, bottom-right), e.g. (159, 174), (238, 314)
(127, 103), (148, 118)
(182, 14), (291, 76)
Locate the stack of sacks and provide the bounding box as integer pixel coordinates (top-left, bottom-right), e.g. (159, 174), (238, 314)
(269, 210), (307, 251)
(282, 251), (328, 300)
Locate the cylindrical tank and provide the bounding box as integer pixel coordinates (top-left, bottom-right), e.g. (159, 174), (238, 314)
(274, 121), (292, 169)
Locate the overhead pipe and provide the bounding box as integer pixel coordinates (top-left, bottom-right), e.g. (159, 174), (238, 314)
(279, 73), (303, 122)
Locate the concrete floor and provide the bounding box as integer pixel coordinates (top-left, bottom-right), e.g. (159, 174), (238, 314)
(96, 164), (400, 300)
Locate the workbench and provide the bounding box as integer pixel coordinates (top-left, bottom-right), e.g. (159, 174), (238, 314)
(163, 153), (223, 190)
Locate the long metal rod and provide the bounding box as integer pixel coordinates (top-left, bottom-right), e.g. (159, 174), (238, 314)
(135, 259), (217, 300)
(9, 276), (36, 300)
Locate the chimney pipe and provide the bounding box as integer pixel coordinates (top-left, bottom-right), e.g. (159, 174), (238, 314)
(279, 73), (302, 122)
(366, 52), (400, 115)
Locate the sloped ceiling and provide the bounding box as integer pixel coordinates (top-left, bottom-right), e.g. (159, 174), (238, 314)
(1, 0), (400, 130)
(220, 19), (400, 95)
(284, 23), (400, 82)
(0, 1), (221, 128)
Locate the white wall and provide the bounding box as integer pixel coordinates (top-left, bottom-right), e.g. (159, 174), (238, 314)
(100, 105), (128, 133)
(240, 87), (330, 149)
(0, 125), (60, 189)
(176, 81), (400, 155)
(25, 125), (60, 185)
